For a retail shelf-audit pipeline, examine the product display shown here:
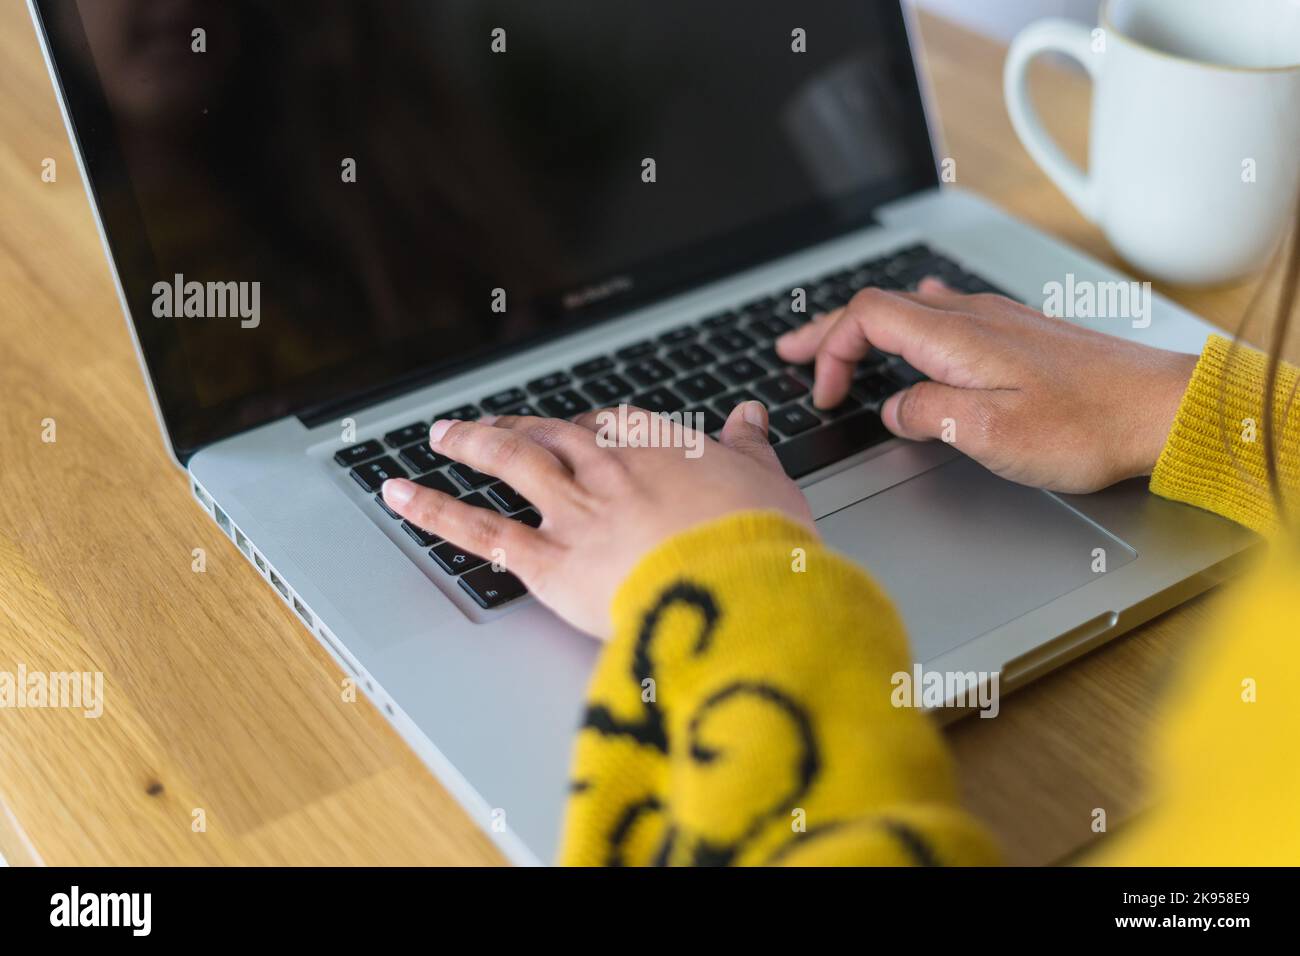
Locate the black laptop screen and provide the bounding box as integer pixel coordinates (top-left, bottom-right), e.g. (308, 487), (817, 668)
(35, 0), (936, 459)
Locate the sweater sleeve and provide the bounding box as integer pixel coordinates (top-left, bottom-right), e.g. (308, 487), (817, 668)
(557, 510), (999, 867)
(1150, 334), (1300, 535)
(1087, 549), (1300, 865)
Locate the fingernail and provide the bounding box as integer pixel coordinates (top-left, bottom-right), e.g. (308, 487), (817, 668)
(742, 401), (766, 428)
(428, 419), (454, 445)
(382, 477), (416, 507)
(479, 414), (499, 426)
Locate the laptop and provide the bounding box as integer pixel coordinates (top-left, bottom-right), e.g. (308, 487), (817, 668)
(31, 0), (1257, 864)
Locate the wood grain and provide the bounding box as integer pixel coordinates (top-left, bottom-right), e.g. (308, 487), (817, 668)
(0, 5), (1276, 866)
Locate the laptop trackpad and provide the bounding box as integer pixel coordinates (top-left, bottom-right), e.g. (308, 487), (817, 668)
(815, 456), (1136, 661)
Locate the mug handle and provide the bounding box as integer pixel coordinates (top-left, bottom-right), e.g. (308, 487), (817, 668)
(1003, 19), (1103, 222)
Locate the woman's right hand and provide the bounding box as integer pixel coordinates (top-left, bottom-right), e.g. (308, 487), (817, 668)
(776, 278), (1199, 494)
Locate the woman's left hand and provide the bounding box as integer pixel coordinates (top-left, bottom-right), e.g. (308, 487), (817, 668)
(381, 401), (812, 638)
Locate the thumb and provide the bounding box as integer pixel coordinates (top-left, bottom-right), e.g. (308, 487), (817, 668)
(719, 401), (781, 470)
(880, 381), (976, 447)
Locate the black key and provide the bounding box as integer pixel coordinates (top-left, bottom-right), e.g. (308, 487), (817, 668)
(459, 565), (528, 608)
(952, 275), (1014, 298)
(414, 471), (459, 496)
(658, 324), (697, 345)
(769, 294), (796, 319)
(383, 421), (428, 448)
(582, 374), (634, 406)
(716, 357), (766, 385)
(402, 521), (441, 548)
(510, 508), (543, 528)
(430, 541), (487, 575)
(614, 340), (656, 361)
(676, 372), (727, 403)
(664, 344), (716, 372)
(487, 481), (532, 513)
(705, 329), (755, 355)
(811, 287), (844, 312)
(500, 402), (540, 417)
(624, 357), (674, 387)
(631, 387), (685, 413)
(812, 393), (863, 420)
(448, 462), (495, 490)
(700, 311), (740, 330)
(334, 440), (384, 467)
(458, 492), (498, 512)
(871, 275), (908, 292)
(712, 389), (763, 418)
(788, 363), (815, 386)
(855, 371), (902, 404)
(399, 442), (449, 474)
(481, 387), (528, 413)
(756, 345), (813, 379)
(853, 349), (891, 376)
(572, 355), (615, 379)
(759, 343), (806, 369)
(433, 404), (480, 422)
(753, 346), (789, 371)
(374, 494), (403, 519)
(749, 315), (794, 339)
(684, 406), (727, 434)
(774, 412), (891, 480)
(890, 361), (928, 386)
(350, 457), (407, 493)
(756, 374), (808, 405)
(769, 404), (821, 437)
(527, 371), (571, 395)
(539, 389), (591, 418)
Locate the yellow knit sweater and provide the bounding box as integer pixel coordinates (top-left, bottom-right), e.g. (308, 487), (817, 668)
(558, 335), (1298, 866)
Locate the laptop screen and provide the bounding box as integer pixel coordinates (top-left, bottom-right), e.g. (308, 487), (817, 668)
(35, 0), (936, 459)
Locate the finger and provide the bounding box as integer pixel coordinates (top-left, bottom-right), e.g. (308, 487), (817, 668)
(428, 418), (573, 511)
(487, 414), (610, 473)
(718, 401), (783, 471)
(571, 404), (672, 435)
(880, 381), (981, 448)
(900, 276), (990, 311)
(812, 288), (989, 407)
(914, 276), (956, 299)
(381, 477), (549, 578)
(775, 309), (840, 364)
(778, 277), (962, 363)
(573, 405), (707, 457)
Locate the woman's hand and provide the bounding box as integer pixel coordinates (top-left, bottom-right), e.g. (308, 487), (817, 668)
(777, 278), (1198, 494)
(381, 402), (811, 639)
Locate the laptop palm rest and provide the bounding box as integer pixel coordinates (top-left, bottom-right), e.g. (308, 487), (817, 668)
(815, 456), (1137, 662)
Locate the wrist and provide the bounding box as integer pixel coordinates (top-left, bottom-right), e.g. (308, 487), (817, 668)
(1134, 351), (1198, 477)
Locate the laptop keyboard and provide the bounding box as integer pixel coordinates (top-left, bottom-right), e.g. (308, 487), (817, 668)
(331, 243), (1010, 611)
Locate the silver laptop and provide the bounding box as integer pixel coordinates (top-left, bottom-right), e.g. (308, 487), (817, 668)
(32, 0), (1256, 864)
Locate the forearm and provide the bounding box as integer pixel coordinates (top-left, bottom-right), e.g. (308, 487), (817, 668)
(558, 511), (997, 866)
(1151, 335), (1300, 535)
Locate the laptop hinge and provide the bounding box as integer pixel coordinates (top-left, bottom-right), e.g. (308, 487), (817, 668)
(296, 358), (479, 430)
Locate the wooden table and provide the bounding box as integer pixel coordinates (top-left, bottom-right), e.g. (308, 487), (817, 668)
(0, 7), (1276, 866)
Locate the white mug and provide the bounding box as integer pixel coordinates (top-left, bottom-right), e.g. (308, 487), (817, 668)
(1004, 0), (1300, 286)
